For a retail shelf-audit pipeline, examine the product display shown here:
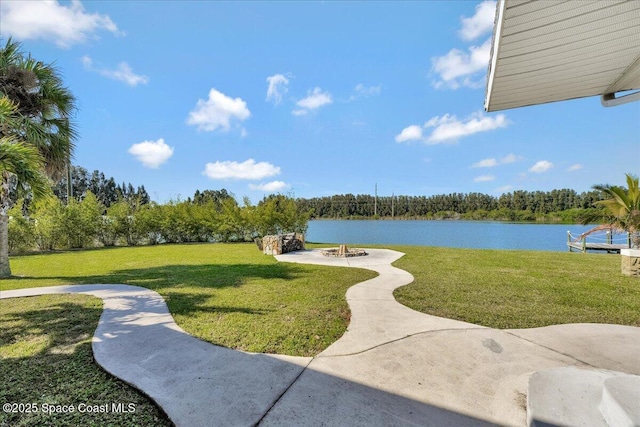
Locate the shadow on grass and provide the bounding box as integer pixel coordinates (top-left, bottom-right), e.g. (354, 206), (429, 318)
(0, 300), (103, 355)
(9, 245), (127, 257)
(159, 291), (271, 317)
(16, 262), (302, 290)
(8, 263), (292, 318)
(0, 297), (173, 426)
(1, 292), (497, 427)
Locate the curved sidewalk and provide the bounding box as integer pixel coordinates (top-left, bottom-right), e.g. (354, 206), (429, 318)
(2, 249), (640, 426)
(266, 249), (640, 426)
(274, 248), (482, 356)
(1, 284), (312, 427)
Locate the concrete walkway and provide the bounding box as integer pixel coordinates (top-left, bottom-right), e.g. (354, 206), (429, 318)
(1, 284), (311, 427)
(265, 249), (640, 426)
(2, 248), (639, 426)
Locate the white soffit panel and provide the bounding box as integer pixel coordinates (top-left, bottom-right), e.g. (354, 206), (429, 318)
(484, 0), (640, 111)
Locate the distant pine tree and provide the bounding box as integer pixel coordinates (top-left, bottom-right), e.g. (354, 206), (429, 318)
(53, 167), (148, 208)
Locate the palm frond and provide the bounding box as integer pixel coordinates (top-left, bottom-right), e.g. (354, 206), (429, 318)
(0, 38), (22, 69)
(0, 40), (77, 179)
(0, 137), (51, 200)
(625, 173), (640, 209)
(593, 174), (640, 235)
(593, 184), (629, 208)
(0, 96), (19, 136)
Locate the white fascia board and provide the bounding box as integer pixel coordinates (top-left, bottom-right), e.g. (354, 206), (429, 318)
(602, 52), (640, 107)
(484, 0), (507, 112)
(601, 90), (640, 107)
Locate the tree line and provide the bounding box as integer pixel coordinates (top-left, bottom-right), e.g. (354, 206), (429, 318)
(11, 176), (613, 253)
(7, 162), (617, 254)
(52, 165), (150, 207)
(8, 191), (309, 253)
(296, 189), (607, 222)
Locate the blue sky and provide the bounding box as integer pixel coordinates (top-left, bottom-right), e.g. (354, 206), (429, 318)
(2, 0), (638, 203)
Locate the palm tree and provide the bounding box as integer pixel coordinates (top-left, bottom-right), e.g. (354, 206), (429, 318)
(0, 97), (52, 276)
(0, 141), (51, 276)
(592, 173), (640, 248)
(0, 38), (77, 178)
(0, 38), (77, 277)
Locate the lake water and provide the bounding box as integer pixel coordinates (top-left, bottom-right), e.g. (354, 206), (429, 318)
(306, 220), (604, 252)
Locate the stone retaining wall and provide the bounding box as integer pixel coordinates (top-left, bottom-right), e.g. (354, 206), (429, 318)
(621, 249), (640, 277)
(260, 233), (305, 255)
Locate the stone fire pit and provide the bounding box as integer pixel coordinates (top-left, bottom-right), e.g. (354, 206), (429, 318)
(321, 244), (367, 257)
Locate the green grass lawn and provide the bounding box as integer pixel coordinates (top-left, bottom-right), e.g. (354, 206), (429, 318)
(2, 243), (377, 356)
(0, 294), (172, 427)
(1, 243), (374, 426)
(393, 246), (640, 329)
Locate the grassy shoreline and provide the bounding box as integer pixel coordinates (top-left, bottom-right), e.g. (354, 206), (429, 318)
(392, 245), (640, 329)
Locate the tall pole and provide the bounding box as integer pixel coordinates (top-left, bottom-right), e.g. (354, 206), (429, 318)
(374, 183), (377, 217)
(66, 148), (72, 204)
(392, 192), (394, 218)
(65, 118), (72, 205)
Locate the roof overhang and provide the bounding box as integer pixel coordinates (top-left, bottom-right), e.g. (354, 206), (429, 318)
(484, 0), (640, 112)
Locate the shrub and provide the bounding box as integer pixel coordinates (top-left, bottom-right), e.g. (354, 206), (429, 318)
(7, 202), (35, 253)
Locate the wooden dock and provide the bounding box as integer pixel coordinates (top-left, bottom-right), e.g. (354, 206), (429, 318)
(567, 241), (628, 253)
(567, 230), (631, 253)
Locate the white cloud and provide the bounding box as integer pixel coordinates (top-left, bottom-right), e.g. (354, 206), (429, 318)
(293, 87), (332, 115)
(266, 74), (290, 105)
(187, 89), (251, 132)
(81, 55), (92, 67)
(128, 138), (174, 169)
(459, 1), (496, 41)
(424, 111), (508, 144)
(472, 153), (522, 168)
(501, 153), (522, 164)
(397, 112), (507, 145)
(203, 159), (280, 180)
(297, 88), (332, 109)
(529, 160), (553, 173)
(431, 38), (492, 89)
(568, 164), (583, 172)
(472, 158), (498, 168)
(474, 174), (495, 182)
(395, 125), (423, 143)
(82, 56), (148, 86)
(0, 0), (121, 48)
(350, 83), (382, 100)
(101, 62), (148, 86)
(431, 1), (496, 89)
(249, 181), (291, 192)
